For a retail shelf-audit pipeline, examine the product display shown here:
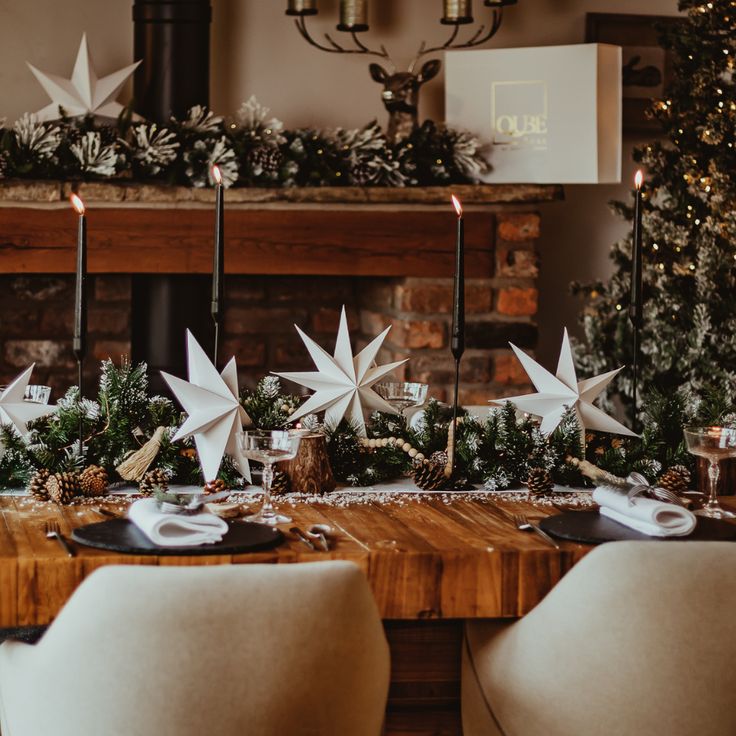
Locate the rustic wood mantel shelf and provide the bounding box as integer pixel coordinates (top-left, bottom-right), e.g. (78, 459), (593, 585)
(0, 180), (562, 277)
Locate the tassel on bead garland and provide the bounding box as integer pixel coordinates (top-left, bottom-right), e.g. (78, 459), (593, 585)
(116, 426), (166, 482)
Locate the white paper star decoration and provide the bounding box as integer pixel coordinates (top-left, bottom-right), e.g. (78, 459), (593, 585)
(275, 307), (407, 436)
(27, 34), (141, 121)
(162, 331), (251, 483)
(0, 364), (56, 438)
(492, 328), (637, 438)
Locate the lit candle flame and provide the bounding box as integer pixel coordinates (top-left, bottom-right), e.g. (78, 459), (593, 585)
(212, 165), (222, 185)
(451, 194), (463, 217)
(634, 170), (644, 190)
(70, 193), (85, 215)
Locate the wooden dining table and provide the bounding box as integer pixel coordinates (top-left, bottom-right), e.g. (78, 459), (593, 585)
(0, 491), (714, 736)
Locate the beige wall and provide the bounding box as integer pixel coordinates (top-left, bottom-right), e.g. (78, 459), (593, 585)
(0, 0), (679, 364)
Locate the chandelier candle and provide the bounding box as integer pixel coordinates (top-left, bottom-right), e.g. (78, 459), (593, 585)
(629, 170), (644, 421)
(442, 0), (474, 24)
(211, 165), (225, 367)
(286, 0), (318, 14)
(70, 193), (87, 448)
(450, 194), (465, 475)
(338, 0), (368, 31)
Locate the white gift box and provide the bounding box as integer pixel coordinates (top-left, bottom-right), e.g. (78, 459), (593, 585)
(445, 44), (622, 184)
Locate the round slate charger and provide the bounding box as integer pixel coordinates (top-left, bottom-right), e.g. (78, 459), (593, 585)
(72, 518), (283, 556)
(539, 510), (736, 545)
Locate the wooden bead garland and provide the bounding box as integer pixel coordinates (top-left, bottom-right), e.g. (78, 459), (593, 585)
(359, 436), (426, 462)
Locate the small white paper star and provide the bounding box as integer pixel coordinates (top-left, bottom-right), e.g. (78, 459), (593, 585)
(162, 331), (251, 483)
(27, 34), (140, 122)
(0, 364), (55, 437)
(492, 328), (637, 437)
(275, 306), (407, 436)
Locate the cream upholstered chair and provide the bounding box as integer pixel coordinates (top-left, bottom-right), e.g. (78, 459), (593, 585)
(0, 561), (389, 736)
(463, 541), (736, 736)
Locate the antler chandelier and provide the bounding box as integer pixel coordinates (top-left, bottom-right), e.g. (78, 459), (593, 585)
(285, 0), (518, 143)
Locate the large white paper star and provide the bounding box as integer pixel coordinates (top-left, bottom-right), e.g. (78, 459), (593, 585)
(27, 34), (140, 121)
(492, 328), (637, 437)
(162, 331), (251, 483)
(275, 306), (407, 436)
(0, 364), (56, 437)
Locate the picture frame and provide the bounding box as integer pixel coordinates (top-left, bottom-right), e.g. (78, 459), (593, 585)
(585, 12), (683, 134)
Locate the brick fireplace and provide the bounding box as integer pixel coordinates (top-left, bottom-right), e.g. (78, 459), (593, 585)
(0, 181), (560, 403)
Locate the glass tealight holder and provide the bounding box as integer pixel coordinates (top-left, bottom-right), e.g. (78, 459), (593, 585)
(0, 384), (51, 404)
(25, 385), (52, 404)
(239, 430), (301, 526)
(374, 381), (428, 418)
(683, 426), (736, 519)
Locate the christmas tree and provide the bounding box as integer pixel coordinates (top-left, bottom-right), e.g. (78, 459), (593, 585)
(575, 1), (736, 412)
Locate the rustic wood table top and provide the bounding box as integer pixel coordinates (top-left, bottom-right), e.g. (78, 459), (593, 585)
(0, 493), (599, 626)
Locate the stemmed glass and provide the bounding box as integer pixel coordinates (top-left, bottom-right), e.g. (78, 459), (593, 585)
(375, 381), (428, 419)
(0, 385), (51, 404)
(240, 430), (301, 526)
(683, 426), (736, 519)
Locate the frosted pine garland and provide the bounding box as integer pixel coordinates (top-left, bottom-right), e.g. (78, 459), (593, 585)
(69, 131), (118, 176)
(12, 113), (61, 160)
(179, 104), (223, 134)
(129, 123), (179, 175)
(184, 137), (239, 187)
(0, 98), (488, 188)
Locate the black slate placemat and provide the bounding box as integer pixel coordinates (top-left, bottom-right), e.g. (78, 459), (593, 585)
(72, 518), (283, 556)
(539, 510), (736, 544)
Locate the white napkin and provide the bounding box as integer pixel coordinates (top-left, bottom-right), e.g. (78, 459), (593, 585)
(593, 485), (696, 537)
(128, 498), (229, 547)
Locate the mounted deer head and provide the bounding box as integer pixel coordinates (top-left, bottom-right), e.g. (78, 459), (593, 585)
(369, 60), (441, 143)
(288, 3), (511, 143)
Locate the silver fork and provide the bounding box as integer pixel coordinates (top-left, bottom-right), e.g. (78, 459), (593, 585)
(647, 487), (695, 507)
(512, 513), (560, 550)
(44, 521), (75, 557)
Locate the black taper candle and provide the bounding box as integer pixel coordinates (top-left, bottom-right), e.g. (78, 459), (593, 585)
(211, 166), (224, 366)
(629, 171), (644, 424)
(450, 195), (465, 476)
(71, 194), (87, 450)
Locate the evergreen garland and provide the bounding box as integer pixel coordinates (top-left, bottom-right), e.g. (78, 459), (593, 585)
(0, 361), (728, 491)
(240, 376), (300, 430)
(0, 96), (488, 189)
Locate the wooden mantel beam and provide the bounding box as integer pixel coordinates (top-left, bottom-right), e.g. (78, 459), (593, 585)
(0, 182), (562, 277)
(0, 207), (496, 277)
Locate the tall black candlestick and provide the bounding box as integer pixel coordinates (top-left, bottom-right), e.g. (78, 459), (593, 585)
(71, 194), (87, 450)
(629, 171), (644, 424)
(450, 195), (465, 476)
(211, 166), (224, 366)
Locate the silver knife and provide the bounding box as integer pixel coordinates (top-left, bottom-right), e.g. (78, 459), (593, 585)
(528, 521), (560, 550)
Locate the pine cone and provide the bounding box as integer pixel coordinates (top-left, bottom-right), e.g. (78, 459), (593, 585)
(248, 145), (282, 176)
(430, 450), (449, 471)
(28, 469), (51, 501)
(203, 478), (229, 495)
(80, 465), (109, 497)
(139, 468), (169, 496)
(46, 472), (81, 505)
(658, 465), (691, 496)
(350, 160), (377, 186)
(413, 459), (451, 491)
(0, 151), (9, 179)
(526, 467), (554, 495)
(271, 469), (291, 495)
